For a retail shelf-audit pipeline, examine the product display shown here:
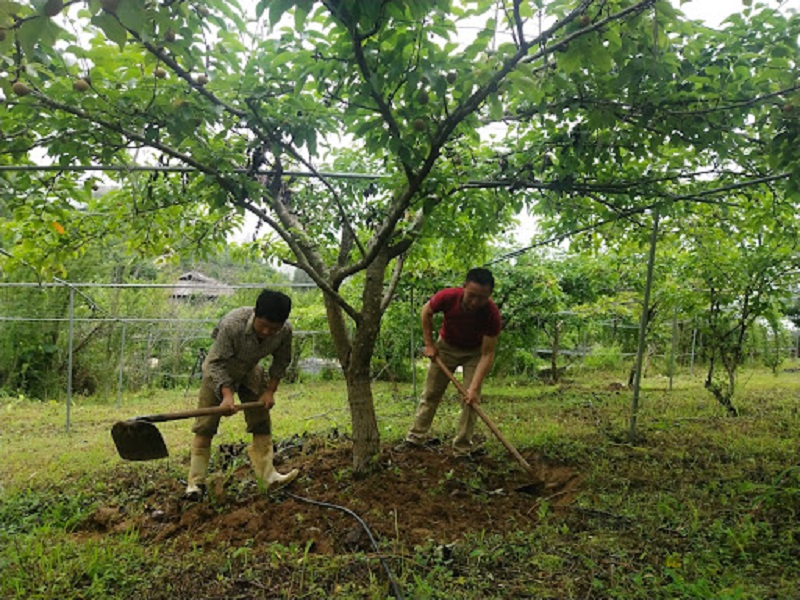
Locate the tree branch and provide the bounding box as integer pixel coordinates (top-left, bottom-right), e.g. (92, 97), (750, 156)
(487, 172), (791, 264)
(235, 196), (362, 324)
(346, 24), (413, 180)
(512, 0), (526, 48)
(381, 253), (406, 313)
(521, 0), (656, 66)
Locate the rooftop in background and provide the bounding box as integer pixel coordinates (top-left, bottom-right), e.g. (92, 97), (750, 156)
(171, 271), (234, 301)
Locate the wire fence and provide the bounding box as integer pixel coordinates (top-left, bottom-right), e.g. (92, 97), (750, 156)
(2, 280), (798, 431)
(0, 280), (347, 430)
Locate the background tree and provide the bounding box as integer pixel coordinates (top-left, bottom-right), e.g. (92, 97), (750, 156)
(671, 190), (800, 415)
(494, 249), (645, 381)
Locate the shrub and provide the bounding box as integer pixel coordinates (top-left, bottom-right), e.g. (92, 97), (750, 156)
(583, 344), (624, 371)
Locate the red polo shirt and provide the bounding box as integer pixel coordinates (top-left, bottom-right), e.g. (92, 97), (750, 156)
(429, 287), (501, 350)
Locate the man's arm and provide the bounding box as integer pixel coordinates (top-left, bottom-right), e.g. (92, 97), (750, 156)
(465, 334), (498, 405)
(421, 301), (437, 358)
(258, 376), (280, 410)
(205, 316), (239, 413)
(260, 326), (292, 409)
(218, 385), (236, 412)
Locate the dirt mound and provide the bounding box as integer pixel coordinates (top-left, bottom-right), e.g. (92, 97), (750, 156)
(79, 434), (580, 554)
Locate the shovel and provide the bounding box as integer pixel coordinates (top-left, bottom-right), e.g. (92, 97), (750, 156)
(111, 402), (264, 461)
(432, 355), (544, 494)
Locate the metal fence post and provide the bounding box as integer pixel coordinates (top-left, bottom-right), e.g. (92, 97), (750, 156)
(669, 310), (678, 391)
(117, 323), (126, 409)
(66, 287), (75, 432)
(630, 210), (660, 443)
(410, 285), (417, 400)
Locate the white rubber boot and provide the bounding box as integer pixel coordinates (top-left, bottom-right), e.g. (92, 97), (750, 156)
(248, 436), (269, 481)
(251, 435), (299, 491)
(185, 443), (211, 500)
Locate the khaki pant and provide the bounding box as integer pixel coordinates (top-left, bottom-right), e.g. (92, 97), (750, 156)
(407, 339), (481, 455)
(191, 366), (271, 436)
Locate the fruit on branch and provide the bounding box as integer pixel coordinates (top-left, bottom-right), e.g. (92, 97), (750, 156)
(413, 117), (426, 131)
(417, 90), (429, 105)
(155, 67), (167, 79)
(44, 0), (64, 17)
(12, 81), (30, 96)
(165, 30), (176, 43)
(195, 73), (208, 85)
(73, 78), (90, 92)
(579, 14), (591, 27)
(446, 72), (457, 84)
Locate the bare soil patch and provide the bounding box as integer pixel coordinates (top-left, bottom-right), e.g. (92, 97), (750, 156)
(79, 433), (581, 555)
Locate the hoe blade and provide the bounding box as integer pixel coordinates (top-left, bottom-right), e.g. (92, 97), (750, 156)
(111, 420), (169, 461)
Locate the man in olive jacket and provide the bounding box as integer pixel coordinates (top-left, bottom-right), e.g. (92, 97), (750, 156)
(185, 289), (299, 500)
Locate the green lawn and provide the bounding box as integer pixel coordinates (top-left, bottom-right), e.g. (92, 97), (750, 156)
(2, 366), (799, 598)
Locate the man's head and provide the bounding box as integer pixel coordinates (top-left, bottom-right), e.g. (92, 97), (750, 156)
(253, 290), (292, 339)
(462, 268), (494, 313)
(465, 268), (494, 290)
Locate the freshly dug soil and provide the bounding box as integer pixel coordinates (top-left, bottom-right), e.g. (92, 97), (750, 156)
(80, 433), (580, 554)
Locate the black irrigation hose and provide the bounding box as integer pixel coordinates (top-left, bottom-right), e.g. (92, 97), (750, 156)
(284, 491), (405, 600)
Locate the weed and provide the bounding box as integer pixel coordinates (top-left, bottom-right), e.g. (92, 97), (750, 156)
(0, 487), (95, 535)
(0, 527), (152, 599)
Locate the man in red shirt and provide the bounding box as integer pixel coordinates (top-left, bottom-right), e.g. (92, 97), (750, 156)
(405, 268), (501, 457)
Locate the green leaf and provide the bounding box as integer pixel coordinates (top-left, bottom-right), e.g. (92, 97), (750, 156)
(294, 0), (311, 31)
(115, 0), (147, 33)
(487, 94), (504, 121)
(557, 49), (582, 75)
(16, 16), (61, 58)
(255, 0), (269, 19)
(91, 12), (128, 49)
(268, 0), (295, 27)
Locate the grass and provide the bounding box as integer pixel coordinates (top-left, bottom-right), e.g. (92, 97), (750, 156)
(2, 363), (800, 598)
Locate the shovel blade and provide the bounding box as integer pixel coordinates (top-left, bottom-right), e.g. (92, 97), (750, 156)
(111, 420), (169, 461)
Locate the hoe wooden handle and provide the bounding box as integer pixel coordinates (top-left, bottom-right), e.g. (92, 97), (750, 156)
(134, 401), (266, 423)
(432, 355), (538, 480)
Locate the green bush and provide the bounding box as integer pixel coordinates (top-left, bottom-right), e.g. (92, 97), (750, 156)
(510, 348), (538, 376)
(583, 344), (624, 371)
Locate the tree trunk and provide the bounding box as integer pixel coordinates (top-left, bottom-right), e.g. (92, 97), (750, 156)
(704, 378), (739, 417)
(345, 370), (381, 473)
(346, 252), (390, 473)
(323, 249), (391, 474)
(628, 344), (654, 388)
(705, 353), (715, 390)
(284, 336), (306, 383)
(704, 350), (739, 417)
(725, 360), (736, 402)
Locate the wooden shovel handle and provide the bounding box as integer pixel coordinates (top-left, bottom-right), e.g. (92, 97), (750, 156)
(135, 401), (265, 423)
(432, 355), (538, 480)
